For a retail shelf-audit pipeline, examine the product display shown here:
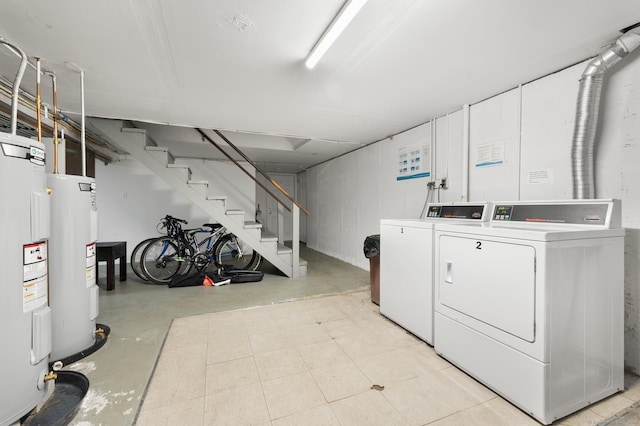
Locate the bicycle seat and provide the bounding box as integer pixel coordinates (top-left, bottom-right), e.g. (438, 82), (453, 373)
(203, 223), (223, 231)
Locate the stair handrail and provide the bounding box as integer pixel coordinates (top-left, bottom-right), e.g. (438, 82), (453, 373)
(196, 128), (311, 216)
(195, 128), (292, 212)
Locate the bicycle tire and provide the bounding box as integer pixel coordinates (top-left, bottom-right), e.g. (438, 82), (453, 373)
(213, 234), (261, 271)
(130, 237), (156, 281)
(141, 237), (193, 284)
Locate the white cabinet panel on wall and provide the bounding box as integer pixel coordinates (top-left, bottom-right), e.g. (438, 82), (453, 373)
(468, 87), (521, 201)
(519, 62), (584, 200)
(434, 109), (464, 202)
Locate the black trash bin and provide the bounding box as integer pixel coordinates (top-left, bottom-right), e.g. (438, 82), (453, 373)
(363, 234), (380, 305)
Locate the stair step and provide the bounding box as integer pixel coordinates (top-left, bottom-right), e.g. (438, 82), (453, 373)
(145, 146), (168, 152)
(188, 180), (208, 197)
(260, 232), (278, 242)
(167, 164), (192, 181)
(243, 221), (262, 229)
(145, 146), (169, 164)
(226, 209), (244, 225)
(277, 243), (292, 254)
(207, 195), (227, 208)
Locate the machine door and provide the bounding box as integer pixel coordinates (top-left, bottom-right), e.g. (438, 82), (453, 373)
(438, 235), (536, 342)
(380, 223), (433, 342)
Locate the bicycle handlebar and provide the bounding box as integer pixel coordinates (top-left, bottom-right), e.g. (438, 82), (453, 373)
(163, 215), (188, 225)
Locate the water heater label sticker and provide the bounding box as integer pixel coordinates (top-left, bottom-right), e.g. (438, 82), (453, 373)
(24, 241), (47, 265)
(23, 242), (48, 282)
(23, 275), (47, 313)
(87, 243), (96, 261)
(29, 146), (45, 165)
(86, 243), (97, 287)
(86, 264), (96, 287)
(23, 242), (48, 312)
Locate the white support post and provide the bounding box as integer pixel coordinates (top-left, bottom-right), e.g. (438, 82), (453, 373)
(292, 204), (300, 278)
(277, 203), (285, 245)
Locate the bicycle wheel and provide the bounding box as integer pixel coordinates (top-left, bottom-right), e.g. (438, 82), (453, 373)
(141, 237), (193, 284)
(130, 238), (156, 281)
(213, 234), (261, 271)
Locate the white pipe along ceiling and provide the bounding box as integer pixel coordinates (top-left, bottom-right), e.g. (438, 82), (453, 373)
(0, 1), (639, 172)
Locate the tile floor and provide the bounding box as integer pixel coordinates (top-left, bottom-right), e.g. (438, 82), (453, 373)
(67, 244), (369, 425)
(136, 290), (640, 426)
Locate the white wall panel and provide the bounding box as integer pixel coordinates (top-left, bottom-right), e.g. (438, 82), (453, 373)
(434, 110), (464, 202)
(519, 62), (583, 200)
(468, 88), (521, 201)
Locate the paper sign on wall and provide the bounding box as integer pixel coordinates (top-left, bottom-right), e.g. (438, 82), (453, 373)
(397, 142), (431, 181)
(527, 168), (554, 184)
(475, 142), (504, 168)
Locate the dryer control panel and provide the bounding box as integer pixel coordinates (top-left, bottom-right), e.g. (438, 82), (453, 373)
(492, 201), (618, 227)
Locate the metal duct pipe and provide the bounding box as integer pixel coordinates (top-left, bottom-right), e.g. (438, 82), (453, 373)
(0, 37), (28, 135)
(572, 28), (640, 199)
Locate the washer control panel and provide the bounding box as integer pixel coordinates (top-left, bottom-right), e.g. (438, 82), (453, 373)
(426, 204), (486, 220)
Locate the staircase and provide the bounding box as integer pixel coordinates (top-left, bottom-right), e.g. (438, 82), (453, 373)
(91, 120), (306, 278)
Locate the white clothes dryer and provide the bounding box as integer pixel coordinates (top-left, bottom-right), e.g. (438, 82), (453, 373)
(380, 202), (491, 344)
(433, 199), (624, 424)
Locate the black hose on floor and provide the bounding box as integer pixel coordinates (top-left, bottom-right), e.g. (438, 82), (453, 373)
(48, 323), (111, 370)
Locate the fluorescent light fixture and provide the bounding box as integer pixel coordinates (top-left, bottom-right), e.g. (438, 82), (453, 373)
(305, 0), (368, 69)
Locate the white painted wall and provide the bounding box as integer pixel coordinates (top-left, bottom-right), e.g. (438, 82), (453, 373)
(255, 173), (297, 242)
(305, 53), (640, 373)
(306, 122), (433, 269)
(95, 156), (255, 259)
(519, 64), (582, 200)
(176, 157), (255, 220)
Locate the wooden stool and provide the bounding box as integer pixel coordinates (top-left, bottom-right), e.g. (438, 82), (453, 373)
(97, 241), (127, 291)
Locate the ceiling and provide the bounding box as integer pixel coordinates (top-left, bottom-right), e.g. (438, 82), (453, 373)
(1, 0), (639, 172)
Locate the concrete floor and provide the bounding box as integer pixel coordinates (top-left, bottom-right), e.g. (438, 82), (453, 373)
(67, 245), (369, 425)
(60, 244), (640, 425)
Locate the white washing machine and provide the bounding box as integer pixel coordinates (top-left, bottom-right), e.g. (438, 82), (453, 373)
(380, 202), (491, 344)
(433, 199), (624, 424)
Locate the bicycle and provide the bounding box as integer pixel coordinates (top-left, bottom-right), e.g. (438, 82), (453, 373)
(131, 215), (188, 281)
(139, 215), (261, 284)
